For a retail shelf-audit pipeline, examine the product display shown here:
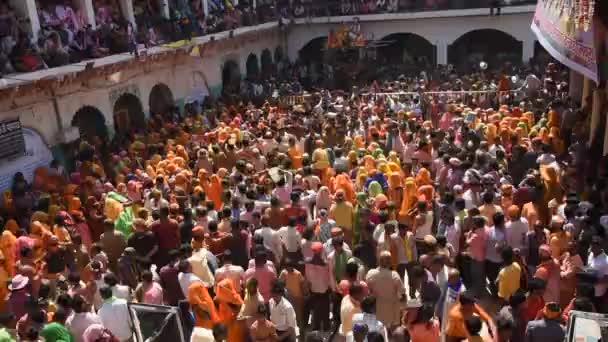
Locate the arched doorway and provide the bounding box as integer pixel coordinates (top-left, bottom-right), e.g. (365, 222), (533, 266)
(222, 60), (241, 96)
(261, 49), (273, 77)
(274, 46), (284, 63)
(449, 29), (522, 70)
(376, 33), (436, 73)
(113, 93), (145, 135)
(298, 37), (327, 65)
(246, 53), (260, 79)
(72, 106), (107, 142)
(149, 83), (175, 116)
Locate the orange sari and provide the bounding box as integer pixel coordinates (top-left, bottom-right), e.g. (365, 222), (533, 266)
(215, 278), (245, 341)
(0, 220), (17, 276)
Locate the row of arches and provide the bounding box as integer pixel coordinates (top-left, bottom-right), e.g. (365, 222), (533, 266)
(71, 83), (175, 141)
(298, 29), (529, 68)
(222, 46), (285, 96)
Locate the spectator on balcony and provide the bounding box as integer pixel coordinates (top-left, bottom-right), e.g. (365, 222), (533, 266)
(94, 0), (114, 27)
(10, 33), (45, 73)
(0, 1), (18, 75)
(41, 31), (71, 67)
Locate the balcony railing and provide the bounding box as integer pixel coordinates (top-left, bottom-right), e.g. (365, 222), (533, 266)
(0, 0), (537, 80)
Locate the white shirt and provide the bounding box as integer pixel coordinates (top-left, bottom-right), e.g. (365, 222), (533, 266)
(66, 312), (103, 342)
(255, 227), (283, 261)
(415, 212), (433, 240)
(188, 249), (215, 287)
(348, 313), (388, 342)
(588, 251), (608, 296)
(505, 218), (529, 251)
(277, 226), (302, 253)
(215, 264), (245, 289)
(98, 298), (133, 342)
(178, 272), (202, 297)
(111, 284), (131, 301)
(190, 327), (214, 342)
(269, 297), (298, 333)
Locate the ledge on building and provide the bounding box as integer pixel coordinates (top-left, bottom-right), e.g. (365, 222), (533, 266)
(0, 21), (279, 92)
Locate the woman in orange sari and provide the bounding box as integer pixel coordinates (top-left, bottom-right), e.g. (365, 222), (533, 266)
(415, 168), (432, 187)
(199, 170), (222, 210)
(399, 177), (417, 224)
(1, 219), (18, 276)
(30, 221), (51, 265)
(215, 278), (245, 341)
(332, 173), (355, 203)
(387, 173), (403, 208)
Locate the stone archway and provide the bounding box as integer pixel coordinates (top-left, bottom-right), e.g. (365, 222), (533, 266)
(274, 46), (284, 63)
(260, 49), (273, 77)
(149, 83), (175, 116)
(221, 60), (241, 96)
(298, 37), (327, 64)
(376, 33), (436, 70)
(449, 29), (522, 70)
(72, 106), (107, 142)
(113, 93), (145, 135)
(246, 53), (260, 79)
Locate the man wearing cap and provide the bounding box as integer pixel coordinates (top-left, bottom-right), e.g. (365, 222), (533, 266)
(523, 302), (565, 342)
(304, 242), (332, 332)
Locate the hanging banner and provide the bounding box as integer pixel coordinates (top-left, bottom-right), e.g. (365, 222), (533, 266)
(531, 1), (599, 83)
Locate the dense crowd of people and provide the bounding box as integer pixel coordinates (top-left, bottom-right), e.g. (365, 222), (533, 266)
(2, 53), (607, 342)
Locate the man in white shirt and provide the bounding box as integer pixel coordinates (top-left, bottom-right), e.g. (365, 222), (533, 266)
(254, 225), (283, 262)
(214, 252), (245, 290)
(178, 260), (203, 297)
(278, 216), (302, 257)
(98, 287), (133, 342)
(349, 296), (389, 342)
(588, 236), (608, 301)
(191, 324), (228, 342)
(269, 282), (298, 341)
(505, 206), (529, 253)
(188, 242), (215, 287)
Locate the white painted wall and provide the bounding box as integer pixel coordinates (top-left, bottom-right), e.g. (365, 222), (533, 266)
(287, 7), (537, 64)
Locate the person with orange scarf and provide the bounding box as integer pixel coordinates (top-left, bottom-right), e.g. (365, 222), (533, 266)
(199, 170), (222, 210)
(398, 177), (417, 225)
(332, 172), (355, 204)
(188, 279), (220, 329)
(415, 168), (432, 187)
(215, 278), (245, 341)
(0, 219), (18, 276)
(445, 292), (493, 342)
(387, 173), (403, 209)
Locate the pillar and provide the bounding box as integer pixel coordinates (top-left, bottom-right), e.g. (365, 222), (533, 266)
(9, 0), (40, 39)
(582, 77), (595, 109)
(119, 0), (136, 27)
(76, 0), (96, 29)
(436, 41), (448, 66)
(522, 39), (535, 63)
(569, 69), (584, 103)
(160, 0), (170, 19)
(202, 0), (209, 16)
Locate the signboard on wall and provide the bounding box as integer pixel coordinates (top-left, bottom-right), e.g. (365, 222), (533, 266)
(0, 127), (54, 195)
(531, 1), (599, 83)
(0, 119), (26, 160)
